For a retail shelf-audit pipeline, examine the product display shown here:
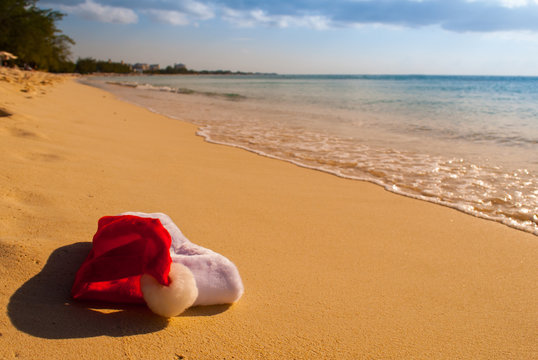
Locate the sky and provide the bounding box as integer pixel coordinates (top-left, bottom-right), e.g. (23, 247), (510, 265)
(41, 0), (538, 75)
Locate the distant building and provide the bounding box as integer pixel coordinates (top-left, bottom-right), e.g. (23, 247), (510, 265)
(132, 63), (149, 72)
(174, 63), (186, 70)
(149, 64), (160, 71)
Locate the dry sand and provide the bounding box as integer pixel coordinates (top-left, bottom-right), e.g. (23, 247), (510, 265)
(0, 68), (537, 359)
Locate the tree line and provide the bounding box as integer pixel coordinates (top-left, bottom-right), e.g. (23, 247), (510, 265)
(144, 67), (257, 76)
(75, 58), (131, 74)
(0, 1), (133, 73)
(0, 0), (74, 72)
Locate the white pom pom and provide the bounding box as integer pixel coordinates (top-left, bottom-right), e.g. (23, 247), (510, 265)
(140, 262), (198, 317)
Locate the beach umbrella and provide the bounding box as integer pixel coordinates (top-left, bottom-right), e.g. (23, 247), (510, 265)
(0, 51), (18, 60)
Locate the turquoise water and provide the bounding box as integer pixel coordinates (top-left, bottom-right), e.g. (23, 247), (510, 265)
(87, 75), (538, 235)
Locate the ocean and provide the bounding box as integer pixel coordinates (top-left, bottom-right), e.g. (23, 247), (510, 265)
(85, 74), (538, 236)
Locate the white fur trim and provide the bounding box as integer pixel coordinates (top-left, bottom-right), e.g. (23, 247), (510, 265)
(140, 262), (198, 317)
(122, 212), (244, 306)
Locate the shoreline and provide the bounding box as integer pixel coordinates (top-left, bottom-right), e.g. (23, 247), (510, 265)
(90, 77), (538, 237)
(1, 69), (537, 359)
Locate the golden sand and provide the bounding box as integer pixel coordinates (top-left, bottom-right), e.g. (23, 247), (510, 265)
(0, 68), (536, 359)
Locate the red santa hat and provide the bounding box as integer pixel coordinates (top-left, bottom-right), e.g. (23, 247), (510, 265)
(72, 213), (243, 317)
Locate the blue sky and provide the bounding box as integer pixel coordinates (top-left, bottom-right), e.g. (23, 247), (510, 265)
(42, 0), (538, 75)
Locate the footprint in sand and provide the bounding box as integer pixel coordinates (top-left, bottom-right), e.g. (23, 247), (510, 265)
(25, 152), (64, 162)
(3, 188), (53, 208)
(9, 127), (39, 138)
(2, 113), (47, 140)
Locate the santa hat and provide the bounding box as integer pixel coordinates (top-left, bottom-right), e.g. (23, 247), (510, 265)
(71, 212), (244, 317)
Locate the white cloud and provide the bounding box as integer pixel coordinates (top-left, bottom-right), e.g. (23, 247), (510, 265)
(221, 8), (255, 27)
(145, 9), (190, 25)
(466, 0), (538, 7)
(143, 1), (214, 26)
(181, 0), (215, 20)
(301, 15), (331, 30)
(59, 0), (138, 24)
(222, 8), (330, 30)
(482, 29), (538, 42)
(48, 0), (538, 32)
(497, 0), (531, 7)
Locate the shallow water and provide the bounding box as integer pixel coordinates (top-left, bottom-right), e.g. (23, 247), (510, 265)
(86, 75), (538, 235)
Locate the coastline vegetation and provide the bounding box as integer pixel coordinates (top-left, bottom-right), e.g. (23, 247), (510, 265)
(75, 58), (131, 74)
(143, 67), (269, 76)
(0, 0), (74, 72)
(80, 58), (267, 76)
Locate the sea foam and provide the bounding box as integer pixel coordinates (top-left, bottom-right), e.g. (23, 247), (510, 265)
(87, 75), (538, 235)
